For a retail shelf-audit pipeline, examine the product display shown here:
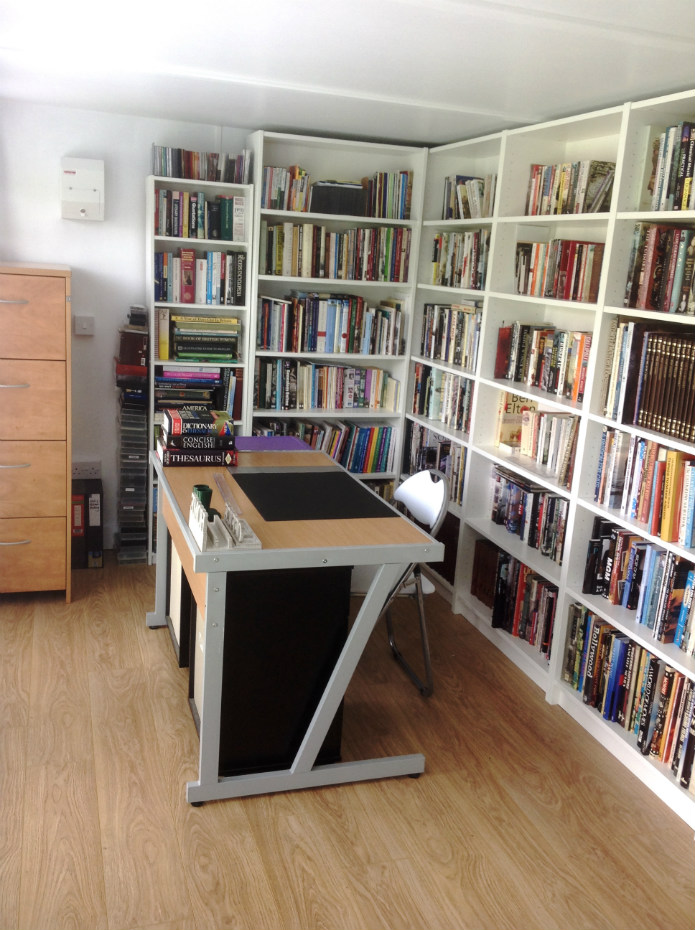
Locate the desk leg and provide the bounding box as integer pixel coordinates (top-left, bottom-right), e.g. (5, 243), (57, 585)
(146, 499), (169, 629)
(186, 561), (425, 804)
(195, 572), (227, 788)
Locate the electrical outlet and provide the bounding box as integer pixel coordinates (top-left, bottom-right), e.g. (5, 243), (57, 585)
(72, 460), (102, 479)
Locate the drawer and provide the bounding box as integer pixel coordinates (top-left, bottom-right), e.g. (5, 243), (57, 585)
(0, 360), (66, 439)
(0, 273), (67, 360)
(0, 441), (67, 518)
(0, 516), (67, 593)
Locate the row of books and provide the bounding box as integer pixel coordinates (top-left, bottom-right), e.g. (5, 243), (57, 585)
(411, 364), (473, 434)
(154, 366), (222, 410)
(441, 173), (497, 220)
(490, 466), (568, 564)
(365, 170), (413, 221)
(256, 294), (404, 356)
(418, 300), (481, 370)
(151, 144), (252, 184)
(623, 223), (694, 314)
(153, 367), (243, 421)
(493, 392), (579, 487)
(563, 607), (695, 788)
(330, 421), (395, 474)
(430, 229), (490, 290)
(260, 165), (413, 219)
(253, 358), (400, 413)
(471, 539), (558, 657)
(268, 419), (395, 474)
(261, 165), (311, 212)
(515, 238), (604, 303)
(602, 320), (695, 441)
(259, 221), (412, 283)
(594, 429), (695, 546)
(154, 189), (246, 242)
(647, 121), (695, 212)
(495, 322), (592, 402)
(156, 309), (244, 363)
(404, 422), (466, 506)
(170, 316), (241, 363)
(253, 418), (396, 476)
(524, 159), (615, 216)
(583, 517), (693, 645)
(153, 249), (247, 307)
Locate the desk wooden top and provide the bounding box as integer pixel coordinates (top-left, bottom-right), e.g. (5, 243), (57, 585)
(159, 450), (434, 553)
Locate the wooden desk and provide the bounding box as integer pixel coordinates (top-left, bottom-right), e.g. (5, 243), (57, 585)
(147, 449), (444, 804)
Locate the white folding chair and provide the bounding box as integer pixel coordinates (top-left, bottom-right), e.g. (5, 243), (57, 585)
(381, 468), (449, 697)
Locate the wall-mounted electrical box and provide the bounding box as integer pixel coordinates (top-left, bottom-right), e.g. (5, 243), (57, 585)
(61, 157), (104, 221)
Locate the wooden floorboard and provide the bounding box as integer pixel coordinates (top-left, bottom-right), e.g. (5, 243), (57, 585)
(0, 551), (692, 930)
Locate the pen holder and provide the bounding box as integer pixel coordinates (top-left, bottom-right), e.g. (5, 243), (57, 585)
(192, 484), (213, 510)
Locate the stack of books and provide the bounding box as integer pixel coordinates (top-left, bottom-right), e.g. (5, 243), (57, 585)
(156, 408), (236, 466)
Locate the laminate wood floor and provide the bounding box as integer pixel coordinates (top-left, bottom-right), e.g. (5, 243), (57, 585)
(0, 553), (692, 930)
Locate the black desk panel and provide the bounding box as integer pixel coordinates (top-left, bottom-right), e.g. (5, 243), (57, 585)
(232, 470), (393, 522)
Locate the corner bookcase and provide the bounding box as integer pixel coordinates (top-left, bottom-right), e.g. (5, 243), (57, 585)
(424, 90), (695, 829)
(143, 90), (695, 828)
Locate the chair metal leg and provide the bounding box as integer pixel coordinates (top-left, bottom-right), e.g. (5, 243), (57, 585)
(385, 566), (433, 697)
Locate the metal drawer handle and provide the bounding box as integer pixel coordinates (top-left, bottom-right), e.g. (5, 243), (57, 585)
(0, 539), (31, 546)
(0, 298), (29, 305)
(0, 383), (30, 389)
(0, 462), (30, 469)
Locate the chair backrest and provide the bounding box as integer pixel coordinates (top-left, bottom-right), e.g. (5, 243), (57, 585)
(393, 469), (449, 537)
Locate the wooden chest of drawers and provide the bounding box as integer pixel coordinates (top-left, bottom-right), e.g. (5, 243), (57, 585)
(0, 264), (72, 600)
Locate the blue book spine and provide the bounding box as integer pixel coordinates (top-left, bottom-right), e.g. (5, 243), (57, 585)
(635, 545), (656, 625)
(594, 426), (608, 501)
(684, 464), (695, 547)
(674, 569), (695, 648)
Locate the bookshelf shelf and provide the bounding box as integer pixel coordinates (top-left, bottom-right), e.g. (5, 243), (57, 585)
(409, 89), (695, 828)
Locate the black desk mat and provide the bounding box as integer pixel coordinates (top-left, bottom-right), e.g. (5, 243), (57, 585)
(232, 470), (393, 522)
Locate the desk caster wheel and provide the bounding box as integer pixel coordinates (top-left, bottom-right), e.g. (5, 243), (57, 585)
(408, 773), (421, 779)
(191, 801), (205, 807)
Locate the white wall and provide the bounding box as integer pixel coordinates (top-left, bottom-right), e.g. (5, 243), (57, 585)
(0, 99), (248, 546)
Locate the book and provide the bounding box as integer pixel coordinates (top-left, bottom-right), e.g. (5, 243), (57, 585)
(161, 407), (234, 436)
(159, 428), (236, 450)
(636, 655), (664, 754)
(494, 392), (539, 449)
(156, 440), (236, 467)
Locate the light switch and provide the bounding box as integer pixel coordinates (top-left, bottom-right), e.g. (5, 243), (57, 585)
(74, 314), (95, 336)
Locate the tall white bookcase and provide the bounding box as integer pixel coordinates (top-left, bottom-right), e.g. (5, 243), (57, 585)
(417, 91), (695, 829)
(245, 130), (427, 485)
(145, 175), (254, 559)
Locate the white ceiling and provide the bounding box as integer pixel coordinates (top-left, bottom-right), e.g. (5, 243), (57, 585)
(1, 0), (694, 146)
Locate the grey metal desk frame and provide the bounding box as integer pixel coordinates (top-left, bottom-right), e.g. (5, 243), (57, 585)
(146, 452), (444, 804)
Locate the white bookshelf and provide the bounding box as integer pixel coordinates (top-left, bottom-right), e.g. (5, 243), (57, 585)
(413, 91), (695, 828)
(144, 175), (255, 560)
(245, 130), (427, 482)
